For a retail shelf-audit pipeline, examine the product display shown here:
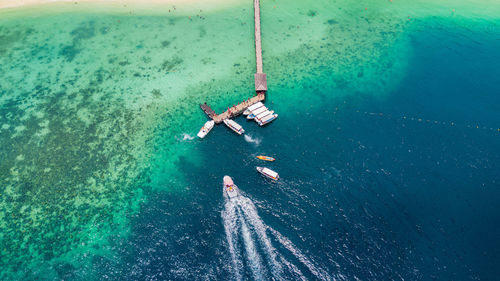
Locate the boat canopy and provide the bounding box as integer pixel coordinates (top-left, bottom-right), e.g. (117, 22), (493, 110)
(251, 106), (268, 116)
(226, 119), (242, 130)
(255, 110), (272, 120)
(247, 102), (264, 111)
(263, 168), (278, 178)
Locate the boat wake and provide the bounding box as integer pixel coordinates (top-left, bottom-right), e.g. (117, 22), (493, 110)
(179, 133), (195, 141)
(221, 192), (332, 281)
(244, 134), (262, 146)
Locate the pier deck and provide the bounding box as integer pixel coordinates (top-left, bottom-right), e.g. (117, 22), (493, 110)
(200, 102), (216, 118)
(200, 93), (265, 124)
(253, 0), (267, 92)
(254, 0), (263, 74)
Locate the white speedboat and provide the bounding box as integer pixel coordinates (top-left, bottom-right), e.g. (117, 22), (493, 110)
(197, 120), (215, 138)
(223, 175), (240, 199)
(223, 119), (245, 135)
(256, 167), (279, 180)
(247, 106), (268, 119)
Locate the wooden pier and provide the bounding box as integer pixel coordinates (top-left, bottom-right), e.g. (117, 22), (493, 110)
(200, 102), (216, 118)
(254, 0), (264, 74)
(200, 0), (267, 124)
(253, 0), (267, 92)
(200, 93), (265, 124)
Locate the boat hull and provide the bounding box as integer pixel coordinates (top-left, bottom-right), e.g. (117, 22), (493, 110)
(256, 155), (275, 161)
(197, 120), (215, 138)
(223, 119), (245, 135)
(257, 114), (278, 126)
(256, 167), (279, 180)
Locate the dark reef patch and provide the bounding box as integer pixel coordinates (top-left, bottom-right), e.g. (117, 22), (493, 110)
(307, 10), (318, 17)
(71, 21), (96, 42)
(59, 44), (80, 62)
(0, 81), (145, 279)
(327, 19), (339, 25)
(160, 56), (183, 72)
(0, 27), (34, 55)
(59, 21), (97, 61)
(151, 89), (162, 98)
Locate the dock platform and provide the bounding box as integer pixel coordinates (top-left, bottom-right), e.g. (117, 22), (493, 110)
(200, 102), (216, 118)
(200, 93), (265, 124)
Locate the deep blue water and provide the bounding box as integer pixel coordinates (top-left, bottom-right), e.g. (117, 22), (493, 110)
(110, 20), (500, 280)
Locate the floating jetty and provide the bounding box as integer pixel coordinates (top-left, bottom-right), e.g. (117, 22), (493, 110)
(199, 0), (269, 125)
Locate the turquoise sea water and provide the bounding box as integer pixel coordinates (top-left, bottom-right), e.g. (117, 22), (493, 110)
(0, 0), (499, 280)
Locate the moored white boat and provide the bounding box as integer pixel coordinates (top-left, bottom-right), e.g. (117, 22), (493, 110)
(256, 167), (279, 180)
(197, 120), (215, 138)
(257, 114), (278, 126)
(223, 175), (240, 199)
(254, 110), (274, 122)
(223, 119), (245, 135)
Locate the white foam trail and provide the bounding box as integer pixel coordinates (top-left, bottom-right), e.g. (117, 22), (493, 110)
(222, 201), (243, 281)
(244, 134), (262, 146)
(268, 226), (333, 281)
(222, 188), (330, 281)
(276, 251), (307, 281)
(181, 133), (194, 141)
(236, 197), (283, 279)
(239, 215), (266, 280)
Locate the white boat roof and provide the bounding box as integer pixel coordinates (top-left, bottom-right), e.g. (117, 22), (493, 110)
(263, 168), (278, 178)
(247, 102), (264, 111)
(255, 110), (272, 119)
(260, 114), (277, 123)
(251, 106), (267, 115)
(205, 120), (215, 127)
(225, 119), (243, 130)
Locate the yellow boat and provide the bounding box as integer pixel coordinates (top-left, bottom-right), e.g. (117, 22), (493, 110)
(256, 155), (275, 162)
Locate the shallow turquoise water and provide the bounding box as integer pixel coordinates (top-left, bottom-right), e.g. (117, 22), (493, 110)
(0, 0), (499, 280)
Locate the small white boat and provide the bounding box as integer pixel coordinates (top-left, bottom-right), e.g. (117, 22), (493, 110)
(256, 167), (279, 180)
(223, 119), (245, 135)
(258, 114), (278, 126)
(247, 106), (268, 119)
(197, 120), (215, 138)
(223, 175), (240, 199)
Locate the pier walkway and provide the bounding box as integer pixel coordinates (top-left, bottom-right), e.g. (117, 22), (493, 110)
(200, 93), (265, 124)
(254, 0), (263, 74)
(253, 0), (267, 92)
